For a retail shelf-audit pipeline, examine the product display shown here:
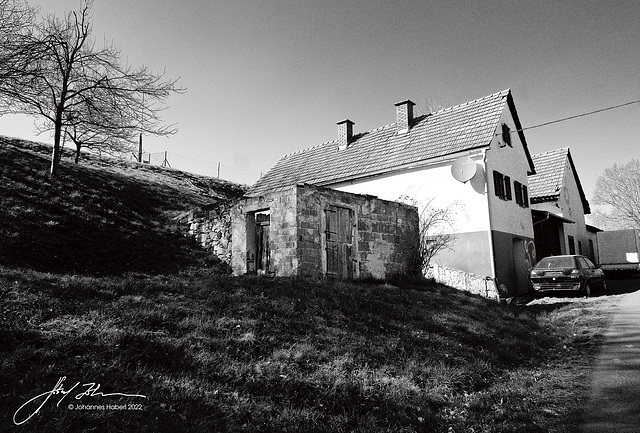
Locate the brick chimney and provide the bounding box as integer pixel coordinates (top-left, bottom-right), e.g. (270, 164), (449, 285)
(395, 99), (415, 134)
(337, 119), (354, 150)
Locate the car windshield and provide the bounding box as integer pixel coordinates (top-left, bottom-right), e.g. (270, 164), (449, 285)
(535, 256), (576, 269)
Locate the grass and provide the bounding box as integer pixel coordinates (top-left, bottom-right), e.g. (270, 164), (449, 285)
(0, 136), (622, 432)
(0, 269), (620, 432)
(0, 136), (246, 275)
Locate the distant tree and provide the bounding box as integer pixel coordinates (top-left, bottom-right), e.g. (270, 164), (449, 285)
(0, 0), (183, 176)
(416, 94), (450, 116)
(399, 196), (459, 274)
(592, 159), (640, 229)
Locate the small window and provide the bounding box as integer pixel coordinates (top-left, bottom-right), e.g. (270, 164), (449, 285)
(514, 182), (529, 208)
(493, 171), (505, 199)
(514, 181), (523, 205)
(502, 124), (512, 147)
(568, 236), (576, 255)
(504, 176), (512, 200)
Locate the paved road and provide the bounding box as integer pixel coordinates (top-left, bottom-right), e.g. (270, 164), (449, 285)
(580, 286), (640, 432)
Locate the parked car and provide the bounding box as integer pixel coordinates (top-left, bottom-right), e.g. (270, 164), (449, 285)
(530, 255), (606, 297)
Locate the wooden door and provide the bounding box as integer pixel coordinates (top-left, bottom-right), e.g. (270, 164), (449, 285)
(325, 206), (355, 278)
(256, 213), (270, 273)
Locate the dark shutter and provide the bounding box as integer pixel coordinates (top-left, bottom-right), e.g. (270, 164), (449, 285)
(502, 124), (512, 147)
(493, 171), (504, 199)
(514, 181), (523, 205)
(504, 176), (512, 200)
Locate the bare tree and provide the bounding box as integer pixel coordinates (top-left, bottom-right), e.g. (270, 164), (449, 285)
(416, 94), (450, 116)
(0, 0), (183, 176)
(399, 196), (459, 274)
(0, 0), (37, 81)
(592, 159), (640, 229)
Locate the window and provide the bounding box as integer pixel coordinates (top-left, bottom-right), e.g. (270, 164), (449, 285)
(578, 257), (595, 270)
(493, 171), (513, 201)
(493, 171), (505, 199)
(502, 123), (512, 147)
(568, 236), (576, 255)
(514, 181), (529, 208)
(504, 175), (512, 200)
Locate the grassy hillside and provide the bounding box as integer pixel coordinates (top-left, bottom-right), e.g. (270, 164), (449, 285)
(0, 136), (617, 432)
(0, 136), (246, 274)
(0, 269), (617, 433)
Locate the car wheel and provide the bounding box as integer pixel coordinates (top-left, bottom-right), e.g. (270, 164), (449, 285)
(584, 281), (592, 298)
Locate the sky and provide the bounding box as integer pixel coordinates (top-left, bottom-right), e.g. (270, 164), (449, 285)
(1, 0), (639, 211)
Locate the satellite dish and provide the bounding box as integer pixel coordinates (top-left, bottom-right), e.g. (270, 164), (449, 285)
(451, 156), (477, 183)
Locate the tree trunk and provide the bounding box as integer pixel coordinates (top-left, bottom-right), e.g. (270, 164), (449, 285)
(75, 143), (81, 163)
(50, 109), (64, 177)
(50, 129), (61, 176)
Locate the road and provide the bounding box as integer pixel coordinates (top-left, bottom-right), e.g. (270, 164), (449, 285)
(579, 276), (640, 432)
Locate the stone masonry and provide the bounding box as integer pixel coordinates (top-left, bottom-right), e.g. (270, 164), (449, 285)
(232, 184), (419, 279)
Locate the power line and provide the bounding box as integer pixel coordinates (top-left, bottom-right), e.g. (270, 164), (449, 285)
(511, 98), (640, 134)
(166, 152), (261, 174)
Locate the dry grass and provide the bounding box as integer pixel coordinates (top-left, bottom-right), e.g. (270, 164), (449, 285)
(0, 270), (619, 432)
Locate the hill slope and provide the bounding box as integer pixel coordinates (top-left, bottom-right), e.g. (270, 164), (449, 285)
(0, 270), (615, 433)
(0, 136), (247, 274)
(0, 135), (615, 432)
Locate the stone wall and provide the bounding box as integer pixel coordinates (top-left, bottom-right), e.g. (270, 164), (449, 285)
(429, 264), (500, 300)
(174, 200), (234, 262)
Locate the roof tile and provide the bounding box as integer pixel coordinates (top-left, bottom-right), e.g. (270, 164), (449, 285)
(248, 89), (511, 197)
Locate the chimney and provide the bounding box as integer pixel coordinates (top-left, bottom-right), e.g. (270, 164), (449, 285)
(337, 119), (354, 150)
(395, 99), (415, 134)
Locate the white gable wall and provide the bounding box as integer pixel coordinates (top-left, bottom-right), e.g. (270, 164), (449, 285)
(557, 159), (592, 257)
(485, 110), (535, 238)
(484, 108), (536, 296)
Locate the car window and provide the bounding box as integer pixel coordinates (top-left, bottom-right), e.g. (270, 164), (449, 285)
(578, 257), (591, 269)
(535, 256), (576, 269)
(584, 258), (596, 269)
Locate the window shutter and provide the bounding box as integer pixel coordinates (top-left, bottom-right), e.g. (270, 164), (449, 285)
(504, 176), (512, 200)
(502, 124), (512, 147)
(522, 185), (529, 208)
(493, 171), (504, 199)
(514, 181), (522, 205)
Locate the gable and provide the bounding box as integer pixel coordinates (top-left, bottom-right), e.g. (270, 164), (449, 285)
(529, 148), (590, 214)
(248, 89), (520, 197)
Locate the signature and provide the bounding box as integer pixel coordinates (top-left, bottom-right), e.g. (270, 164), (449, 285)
(13, 376), (147, 425)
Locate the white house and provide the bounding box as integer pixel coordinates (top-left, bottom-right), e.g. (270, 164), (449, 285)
(247, 90), (537, 298)
(528, 147), (598, 261)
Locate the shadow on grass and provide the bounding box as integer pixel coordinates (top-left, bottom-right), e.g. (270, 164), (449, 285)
(0, 141), (242, 275)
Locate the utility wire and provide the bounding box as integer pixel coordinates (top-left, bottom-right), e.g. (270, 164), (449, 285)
(509, 98), (640, 134)
(167, 152), (261, 174)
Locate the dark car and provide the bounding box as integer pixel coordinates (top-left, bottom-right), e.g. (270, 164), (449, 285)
(530, 255), (606, 297)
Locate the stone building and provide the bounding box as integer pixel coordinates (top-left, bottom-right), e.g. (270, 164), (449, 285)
(231, 184), (419, 279)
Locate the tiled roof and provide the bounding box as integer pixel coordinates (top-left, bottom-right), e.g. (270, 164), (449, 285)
(528, 147), (590, 214)
(528, 148), (569, 201)
(248, 89), (519, 197)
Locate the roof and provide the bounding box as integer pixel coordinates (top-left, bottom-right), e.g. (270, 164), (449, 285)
(586, 224), (603, 233)
(248, 89), (535, 197)
(532, 209), (575, 225)
(528, 148), (591, 214)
